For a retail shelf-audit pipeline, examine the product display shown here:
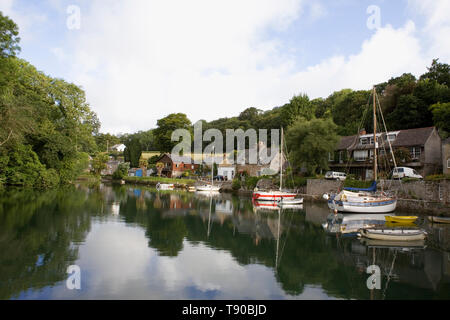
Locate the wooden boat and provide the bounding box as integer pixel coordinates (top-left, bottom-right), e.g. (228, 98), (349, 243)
(428, 216), (450, 224)
(385, 216), (418, 223)
(385, 221), (416, 228)
(359, 228), (427, 241)
(360, 238), (426, 249)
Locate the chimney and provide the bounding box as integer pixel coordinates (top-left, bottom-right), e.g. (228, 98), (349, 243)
(359, 128), (366, 135)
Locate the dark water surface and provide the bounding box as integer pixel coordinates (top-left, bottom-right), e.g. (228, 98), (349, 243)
(0, 184), (449, 300)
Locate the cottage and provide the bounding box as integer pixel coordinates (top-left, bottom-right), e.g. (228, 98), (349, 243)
(217, 158), (235, 180)
(155, 153), (200, 178)
(235, 142), (287, 177)
(329, 127), (442, 179)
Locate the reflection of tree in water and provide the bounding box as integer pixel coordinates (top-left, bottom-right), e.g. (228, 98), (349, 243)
(0, 186), (106, 299)
(113, 186), (450, 299)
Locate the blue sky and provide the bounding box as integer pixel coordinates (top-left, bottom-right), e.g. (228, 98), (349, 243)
(1, 0), (449, 133)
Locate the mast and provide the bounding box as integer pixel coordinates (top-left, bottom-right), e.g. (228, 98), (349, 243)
(373, 87), (377, 182)
(211, 146), (215, 187)
(280, 127), (283, 191)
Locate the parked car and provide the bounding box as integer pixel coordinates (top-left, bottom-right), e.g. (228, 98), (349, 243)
(391, 167), (423, 179)
(325, 171), (347, 181)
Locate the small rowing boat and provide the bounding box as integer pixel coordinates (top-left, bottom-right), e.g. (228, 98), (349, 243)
(277, 198), (303, 206)
(359, 228), (427, 241)
(428, 216), (450, 224)
(385, 216), (418, 223)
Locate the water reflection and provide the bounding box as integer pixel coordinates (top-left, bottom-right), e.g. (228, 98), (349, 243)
(0, 184), (449, 300)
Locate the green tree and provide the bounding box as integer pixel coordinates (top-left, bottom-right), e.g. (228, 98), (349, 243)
(286, 117), (340, 175)
(153, 113), (192, 152)
(430, 102), (450, 138)
(91, 153), (109, 176)
(123, 137), (142, 168)
(0, 11), (20, 58)
(420, 59), (450, 87)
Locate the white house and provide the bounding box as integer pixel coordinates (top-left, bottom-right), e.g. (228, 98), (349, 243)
(218, 159), (235, 181)
(111, 144), (126, 152)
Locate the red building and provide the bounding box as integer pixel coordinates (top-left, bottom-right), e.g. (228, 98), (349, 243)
(156, 153), (199, 178)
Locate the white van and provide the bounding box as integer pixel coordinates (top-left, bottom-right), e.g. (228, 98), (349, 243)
(325, 171), (347, 181)
(391, 167), (423, 179)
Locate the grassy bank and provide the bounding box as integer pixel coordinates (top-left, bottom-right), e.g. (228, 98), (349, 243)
(123, 176), (196, 186)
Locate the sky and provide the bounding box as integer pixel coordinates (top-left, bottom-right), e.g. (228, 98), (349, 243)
(0, 0), (449, 134)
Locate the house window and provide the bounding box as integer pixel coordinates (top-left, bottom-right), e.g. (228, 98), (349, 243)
(360, 138), (369, 145)
(387, 134), (397, 142)
(328, 152), (334, 162)
(354, 150), (368, 161)
(410, 147), (421, 160)
(447, 158), (450, 168)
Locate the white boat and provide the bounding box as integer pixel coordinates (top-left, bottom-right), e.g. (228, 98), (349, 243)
(327, 190), (397, 213)
(196, 184), (221, 192)
(252, 127), (302, 203)
(196, 152), (221, 192)
(156, 183), (174, 190)
(359, 228), (427, 241)
(326, 87), (398, 214)
(277, 198), (303, 206)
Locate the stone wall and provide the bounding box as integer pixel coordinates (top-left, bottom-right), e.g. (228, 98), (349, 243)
(380, 179), (449, 204)
(307, 179), (342, 196)
(307, 178), (449, 204)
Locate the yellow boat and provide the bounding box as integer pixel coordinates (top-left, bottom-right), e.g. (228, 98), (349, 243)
(385, 216), (418, 223)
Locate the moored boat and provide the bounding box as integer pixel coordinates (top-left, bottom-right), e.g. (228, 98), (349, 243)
(385, 216), (418, 223)
(428, 216), (450, 224)
(359, 228), (427, 241)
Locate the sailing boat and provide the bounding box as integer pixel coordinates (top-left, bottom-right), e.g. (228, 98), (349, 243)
(196, 147), (221, 192)
(327, 87), (397, 213)
(252, 127), (300, 202)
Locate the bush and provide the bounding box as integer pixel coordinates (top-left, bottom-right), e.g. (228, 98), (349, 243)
(245, 176), (260, 190)
(425, 174), (450, 181)
(232, 178), (241, 191)
(344, 179), (373, 189)
(112, 162), (130, 180)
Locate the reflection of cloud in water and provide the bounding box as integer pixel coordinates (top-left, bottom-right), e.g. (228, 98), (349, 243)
(18, 220), (338, 299)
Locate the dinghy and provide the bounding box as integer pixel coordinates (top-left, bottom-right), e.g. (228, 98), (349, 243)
(385, 216), (418, 223)
(428, 216), (450, 224)
(359, 228), (427, 241)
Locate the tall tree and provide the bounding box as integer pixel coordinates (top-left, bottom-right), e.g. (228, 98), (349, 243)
(286, 117), (340, 175)
(153, 113), (192, 152)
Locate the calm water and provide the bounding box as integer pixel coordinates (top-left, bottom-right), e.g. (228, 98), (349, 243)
(0, 184), (449, 300)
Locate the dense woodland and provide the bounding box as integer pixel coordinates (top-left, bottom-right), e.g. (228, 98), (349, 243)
(1, 11), (449, 188)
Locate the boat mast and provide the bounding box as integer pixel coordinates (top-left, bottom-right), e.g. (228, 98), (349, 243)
(280, 127), (283, 191)
(211, 146), (215, 187)
(373, 86), (377, 182)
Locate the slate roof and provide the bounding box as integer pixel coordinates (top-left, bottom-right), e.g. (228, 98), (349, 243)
(336, 127), (436, 151)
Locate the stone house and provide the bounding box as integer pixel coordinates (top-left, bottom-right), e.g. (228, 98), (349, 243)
(443, 137), (450, 175)
(329, 127), (442, 179)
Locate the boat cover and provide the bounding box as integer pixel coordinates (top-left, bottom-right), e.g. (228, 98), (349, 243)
(344, 181), (377, 192)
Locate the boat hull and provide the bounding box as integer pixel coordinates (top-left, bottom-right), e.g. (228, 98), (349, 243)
(252, 191), (297, 201)
(385, 216), (418, 223)
(428, 216), (450, 224)
(328, 198), (397, 213)
(360, 229), (426, 241)
(196, 185), (221, 192)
